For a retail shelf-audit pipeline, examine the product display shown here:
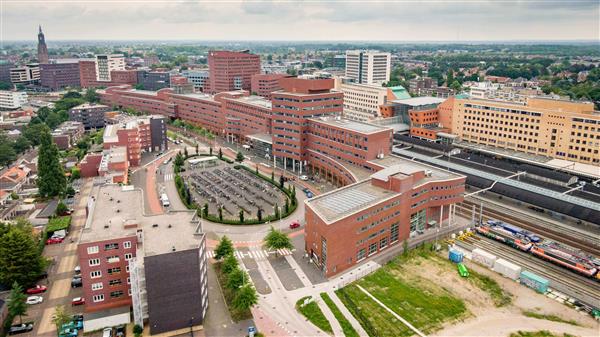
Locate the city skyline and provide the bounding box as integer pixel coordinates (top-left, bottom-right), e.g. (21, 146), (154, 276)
(2, 0), (599, 42)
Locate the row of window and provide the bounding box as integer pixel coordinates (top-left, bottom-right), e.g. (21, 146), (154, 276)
(86, 241), (132, 254)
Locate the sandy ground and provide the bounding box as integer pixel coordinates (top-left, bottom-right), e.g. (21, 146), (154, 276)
(401, 254), (599, 337)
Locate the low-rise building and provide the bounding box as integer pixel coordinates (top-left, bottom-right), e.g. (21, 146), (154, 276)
(305, 156), (465, 276)
(103, 115), (168, 166)
(0, 166), (32, 194)
(77, 184), (207, 334)
(51, 121), (85, 150)
(69, 103), (111, 129)
(0, 91), (28, 110)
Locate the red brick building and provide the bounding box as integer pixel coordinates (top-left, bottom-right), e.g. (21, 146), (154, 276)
(251, 74), (290, 99)
(207, 51), (260, 93)
(223, 94), (273, 142)
(101, 86), (177, 118)
(79, 61), (137, 88)
(305, 158), (465, 276)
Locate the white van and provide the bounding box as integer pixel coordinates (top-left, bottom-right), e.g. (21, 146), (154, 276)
(160, 193), (170, 207)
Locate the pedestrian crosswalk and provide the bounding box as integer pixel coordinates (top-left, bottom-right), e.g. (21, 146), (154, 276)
(163, 173), (174, 181)
(206, 248), (294, 260)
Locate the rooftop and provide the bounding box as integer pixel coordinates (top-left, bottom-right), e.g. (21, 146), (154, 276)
(369, 154), (460, 184)
(80, 184), (203, 256)
(309, 116), (392, 134)
(391, 96), (446, 107)
(232, 95), (272, 109)
(70, 102), (109, 110)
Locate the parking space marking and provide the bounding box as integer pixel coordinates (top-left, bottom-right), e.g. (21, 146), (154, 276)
(37, 306), (56, 334)
(48, 278), (70, 300)
(57, 254), (77, 274)
(206, 248), (294, 260)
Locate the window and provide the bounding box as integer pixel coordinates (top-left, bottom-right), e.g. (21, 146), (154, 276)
(110, 290), (124, 298)
(108, 279), (122, 286)
(124, 253), (133, 260)
(390, 223), (399, 243)
(368, 242), (377, 256)
(91, 282), (103, 291)
(128, 288), (132, 296)
(126, 265), (130, 273)
(106, 255), (120, 263)
(356, 248), (366, 261)
(90, 270), (102, 279)
(107, 267), (121, 275)
(104, 243), (119, 251)
(92, 294), (104, 302)
(89, 258), (100, 266)
(380, 237), (388, 250)
(127, 277), (131, 284)
(123, 241), (132, 249)
(87, 246), (99, 254)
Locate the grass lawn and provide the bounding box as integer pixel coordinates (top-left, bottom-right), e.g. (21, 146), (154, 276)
(522, 311), (579, 326)
(337, 245), (469, 337)
(213, 262), (252, 321)
(510, 331), (577, 337)
(467, 268), (512, 307)
(295, 296), (333, 334)
(320, 293), (359, 337)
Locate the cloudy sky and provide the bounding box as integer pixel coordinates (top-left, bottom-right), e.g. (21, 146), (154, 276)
(2, 0), (599, 41)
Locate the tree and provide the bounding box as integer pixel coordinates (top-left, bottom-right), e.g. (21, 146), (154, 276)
(239, 210), (244, 223)
(71, 167), (81, 180)
(62, 91), (82, 99)
(65, 186), (75, 196)
(23, 123), (50, 146)
(174, 152), (184, 168)
(218, 206), (223, 221)
(184, 146), (189, 158)
(133, 324), (144, 337)
(37, 129), (67, 197)
(196, 144), (200, 155)
(83, 88), (99, 103)
(0, 81), (12, 90)
(56, 202), (68, 216)
(51, 305), (71, 331)
(257, 208), (262, 222)
(271, 171), (275, 182)
(232, 284), (258, 311)
(7, 282), (27, 324)
(226, 268), (249, 290)
(10, 192), (19, 200)
(218, 148), (223, 159)
(13, 136), (31, 154)
(202, 203), (209, 218)
(0, 139), (16, 166)
(284, 198), (289, 214)
(450, 80), (462, 92)
(264, 226), (292, 256)
(214, 236), (234, 260)
(209, 147), (212, 156)
(236, 151), (244, 162)
(222, 254), (238, 274)
(274, 203), (280, 219)
(279, 175), (284, 188)
(0, 225), (45, 287)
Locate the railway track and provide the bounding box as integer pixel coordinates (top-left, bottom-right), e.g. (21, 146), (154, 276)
(457, 235), (600, 309)
(455, 199), (600, 256)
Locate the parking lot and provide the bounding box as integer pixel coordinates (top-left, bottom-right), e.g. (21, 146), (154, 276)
(181, 161), (288, 221)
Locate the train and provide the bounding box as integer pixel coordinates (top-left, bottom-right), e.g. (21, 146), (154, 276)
(475, 220), (600, 280)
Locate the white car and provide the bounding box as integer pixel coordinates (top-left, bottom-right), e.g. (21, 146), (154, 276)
(74, 265), (81, 273)
(299, 175), (309, 181)
(26, 296), (43, 305)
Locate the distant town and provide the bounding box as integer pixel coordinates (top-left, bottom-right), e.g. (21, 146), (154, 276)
(0, 22), (599, 337)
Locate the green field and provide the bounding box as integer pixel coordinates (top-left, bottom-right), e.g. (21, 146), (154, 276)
(295, 296), (333, 334)
(320, 293), (359, 337)
(336, 246), (469, 337)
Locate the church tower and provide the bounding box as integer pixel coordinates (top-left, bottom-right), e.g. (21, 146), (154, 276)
(37, 25), (49, 64)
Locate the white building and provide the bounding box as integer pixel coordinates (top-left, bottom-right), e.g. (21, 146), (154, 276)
(335, 80), (388, 121)
(0, 91), (28, 109)
(345, 50), (391, 85)
(181, 70), (209, 90)
(95, 54), (125, 81)
(10, 64), (40, 84)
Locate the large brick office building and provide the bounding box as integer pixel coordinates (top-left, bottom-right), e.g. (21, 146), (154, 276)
(207, 50), (261, 93)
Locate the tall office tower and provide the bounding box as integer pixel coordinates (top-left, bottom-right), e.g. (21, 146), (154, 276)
(95, 54), (125, 82)
(37, 25), (49, 64)
(345, 50), (391, 85)
(207, 50), (260, 93)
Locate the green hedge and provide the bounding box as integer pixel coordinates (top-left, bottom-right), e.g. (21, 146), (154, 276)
(174, 160), (298, 225)
(46, 216), (71, 234)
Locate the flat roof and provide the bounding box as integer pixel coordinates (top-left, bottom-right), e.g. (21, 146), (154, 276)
(309, 117), (392, 134)
(391, 96), (445, 106)
(189, 156), (218, 164)
(369, 154), (460, 183)
(71, 102), (109, 110)
(176, 93), (217, 102)
(232, 95), (272, 109)
(247, 133), (273, 144)
(80, 184), (203, 256)
(130, 89), (159, 96)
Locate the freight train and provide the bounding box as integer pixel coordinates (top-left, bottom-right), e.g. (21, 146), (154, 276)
(475, 220), (600, 279)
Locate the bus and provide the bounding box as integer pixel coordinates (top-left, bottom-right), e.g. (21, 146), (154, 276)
(160, 193), (170, 207)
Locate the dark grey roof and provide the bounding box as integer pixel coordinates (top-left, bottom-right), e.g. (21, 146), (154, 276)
(519, 164), (574, 183)
(36, 199), (58, 218)
(393, 134), (453, 153)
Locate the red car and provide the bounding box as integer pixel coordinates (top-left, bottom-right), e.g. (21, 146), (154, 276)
(289, 221), (301, 229)
(46, 237), (64, 245)
(71, 297), (85, 306)
(26, 285), (47, 294)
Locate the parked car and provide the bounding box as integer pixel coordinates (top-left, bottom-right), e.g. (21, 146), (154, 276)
(299, 175), (309, 181)
(71, 297), (85, 306)
(302, 188), (310, 194)
(74, 265), (81, 274)
(25, 285), (47, 294)
(72, 314), (84, 322)
(59, 328), (78, 337)
(8, 323), (34, 335)
(289, 221), (301, 229)
(71, 277), (82, 288)
(115, 325), (126, 337)
(306, 191), (314, 198)
(102, 327), (114, 337)
(46, 237), (64, 245)
(26, 296), (43, 305)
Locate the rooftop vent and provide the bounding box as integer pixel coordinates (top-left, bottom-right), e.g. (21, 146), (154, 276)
(171, 246), (176, 252)
(104, 225), (109, 229)
(152, 224), (158, 228)
(168, 224), (172, 228)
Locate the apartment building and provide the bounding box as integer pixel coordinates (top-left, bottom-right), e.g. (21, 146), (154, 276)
(447, 97), (600, 165)
(69, 103), (111, 129)
(136, 70), (170, 91)
(77, 184), (207, 334)
(0, 91), (28, 110)
(223, 94), (273, 142)
(79, 60), (137, 88)
(271, 77), (344, 172)
(10, 64), (40, 84)
(305, 156), (465, 277)
(207, 50), (261, 93)
(250, 73), (290, 99)
(51, 121), (85, 150)
(39, 61), (81, 91)
(336, 81), (388, 121)
(345, 50), (391, 85)
(96, 54), (126, 82)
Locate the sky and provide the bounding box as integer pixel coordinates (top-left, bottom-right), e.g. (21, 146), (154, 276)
(1, 0), (599, 42)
